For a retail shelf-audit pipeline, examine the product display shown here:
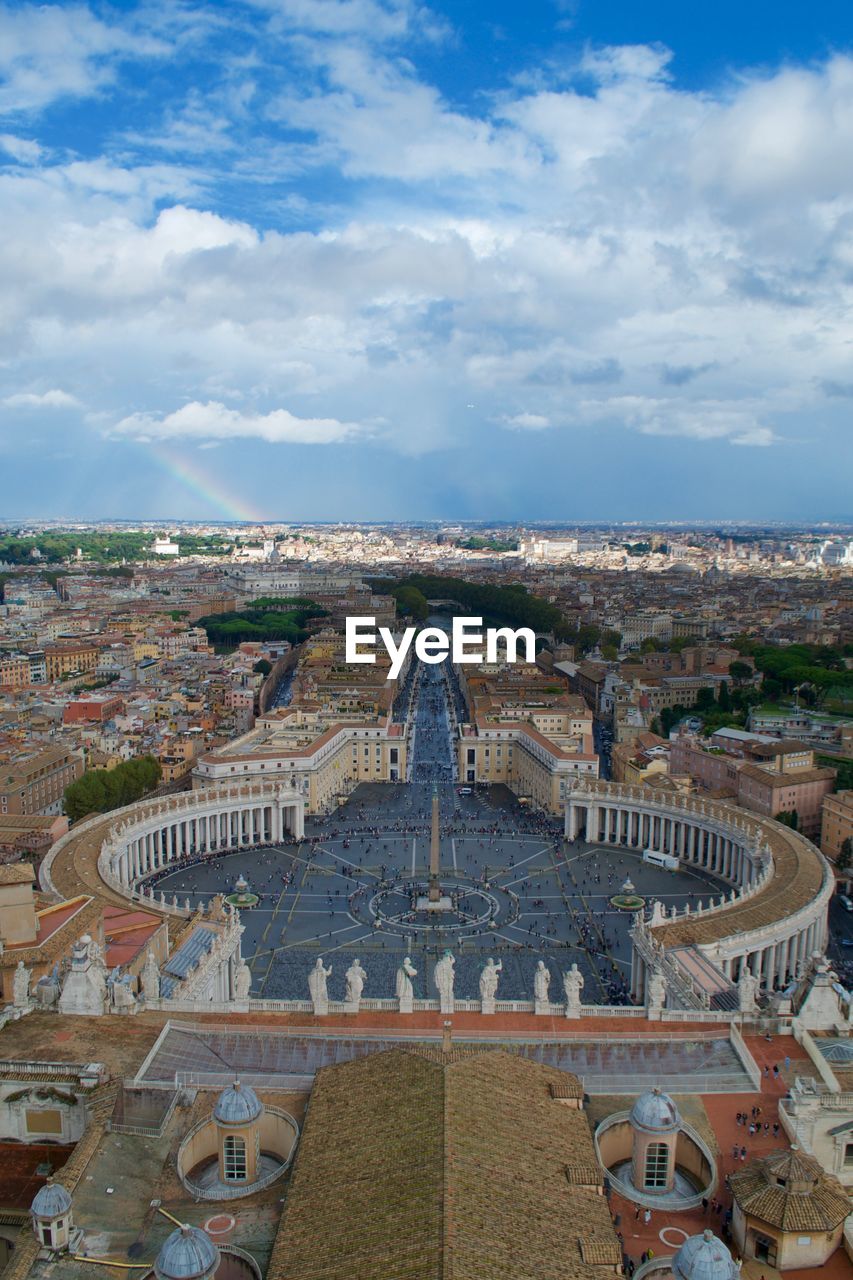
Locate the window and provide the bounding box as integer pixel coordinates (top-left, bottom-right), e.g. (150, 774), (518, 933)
(644, 1142), (669, 1189)
(844, 1143), (853, 1168)
(223, 1134), (247, 1181)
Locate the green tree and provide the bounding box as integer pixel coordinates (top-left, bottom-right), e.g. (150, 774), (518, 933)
(838, 837), (853, 872)
(640, 637), (663, 653)
(775, 809), (799, 831)
(64, 756), (161, 823)
(253, 659), (272, 677)
(728, 661), (752, 684)
(718, 681), (731, 712)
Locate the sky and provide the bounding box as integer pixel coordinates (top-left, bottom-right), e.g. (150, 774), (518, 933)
(0, 0), (852, 524)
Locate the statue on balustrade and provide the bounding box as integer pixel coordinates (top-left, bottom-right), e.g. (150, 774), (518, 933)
(396, 956), (417, 1011)
(141, 949), (161, 1002)
(479, 957), (502, 1009)
(434, 950), (455, 1013)
(345, 959), (367, 1008)
(563, 964), (584, 1017)
(737, 965), (759, 1014)
(308, 957), (332, 1014)
(534, 960), (551, 1007)
(234, 960), (252, 1001)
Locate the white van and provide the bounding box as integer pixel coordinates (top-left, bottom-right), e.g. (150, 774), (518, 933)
(643, 849), (679, 871)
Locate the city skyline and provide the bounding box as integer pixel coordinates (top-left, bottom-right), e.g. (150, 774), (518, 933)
(0, 0), (852, 521)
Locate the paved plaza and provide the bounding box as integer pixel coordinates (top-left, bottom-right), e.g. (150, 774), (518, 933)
(143, 657), (727, 1004)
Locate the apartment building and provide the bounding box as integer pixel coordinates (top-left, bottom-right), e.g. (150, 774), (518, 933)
(820, 790), (853, 864)
(44, 642), (99, 681)
(0, 745), (84, 816)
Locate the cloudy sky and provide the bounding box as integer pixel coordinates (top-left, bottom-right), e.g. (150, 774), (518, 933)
(0, 0), (851, 523)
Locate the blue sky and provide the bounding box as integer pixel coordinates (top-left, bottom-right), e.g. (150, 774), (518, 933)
(0, 0), (851, 522)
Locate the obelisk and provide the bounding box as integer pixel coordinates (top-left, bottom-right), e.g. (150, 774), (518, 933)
(428, 785), (441, 903)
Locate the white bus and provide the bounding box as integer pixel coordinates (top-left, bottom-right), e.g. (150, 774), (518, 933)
(643, 849), (679, 871)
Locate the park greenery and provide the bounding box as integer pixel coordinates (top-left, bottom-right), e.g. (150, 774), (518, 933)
(372, 574), (567, 636)
(64, 755), (162, 823)
(733, 638), (853, 709)
(196, 599), (328, 650)
(0, 530), (231, 564)
(453, 535), (519, 552)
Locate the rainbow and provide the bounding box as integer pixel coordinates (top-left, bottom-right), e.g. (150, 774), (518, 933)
(148, 445), (268, 523)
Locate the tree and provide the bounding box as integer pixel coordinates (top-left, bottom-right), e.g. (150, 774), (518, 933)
(253, 659), (272, 677)
(601, 643), (619, 661)
(718, 681), (731, 712)
(775, 809), (799, 831)
(64, 755), (162, 823)
(838, 837), (853, 873)
(640, 637), (663, 653)
(728, 661), (752, 684)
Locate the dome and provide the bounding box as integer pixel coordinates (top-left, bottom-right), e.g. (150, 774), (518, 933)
(672, 1230), (738, 1280)
(154, 1225), (219, 1280)
(629, 1087), (680, 1133)
(31, 1181), (72, 1220)
(213, 1079), (262, 1127)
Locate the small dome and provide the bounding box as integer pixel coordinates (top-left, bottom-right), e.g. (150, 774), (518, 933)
(629, 1087), (680, 1133)
(154, 1225), (219, 1280)
(673, 1230), (738, 1280)
(213, 1079), (262, 1127)
(31, 1181), (72, 1220)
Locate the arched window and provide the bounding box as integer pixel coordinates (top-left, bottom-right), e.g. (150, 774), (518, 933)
(644, 1142), (669, 1189)
(223, 1135), (247, 1182)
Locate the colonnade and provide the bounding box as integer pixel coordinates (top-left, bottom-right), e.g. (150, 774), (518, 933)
(103, 786), (305, 891)
(566, 781), (833, 1007)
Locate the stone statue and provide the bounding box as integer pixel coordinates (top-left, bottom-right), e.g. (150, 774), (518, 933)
(737, 965), (759, 1014)
(233, 960), (252, 1001)
(479, 957), (502, 1011)
(308, 957), (332, 1014)
(141, 949), (161, 1002)
(563, 964), (584, 1018)
(396, 956), (417, 1012)
(13, 960), (31, 1009)
(647, 968), (667, 1014)
(344, 959), (367, 1010)
(110, 974), (136, 1013)
(434, 950), (455, 1014)
(534, 959), (551, 1012)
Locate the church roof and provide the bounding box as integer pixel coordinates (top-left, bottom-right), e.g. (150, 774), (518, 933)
(729, 1146), (850, 1232)
(267, 1047), (619, 1280)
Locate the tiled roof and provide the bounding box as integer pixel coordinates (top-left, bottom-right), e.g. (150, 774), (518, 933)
(0, 864), (36, 885)
(729, 1148), (850, 1232)
(268, 1048), (619, 1280)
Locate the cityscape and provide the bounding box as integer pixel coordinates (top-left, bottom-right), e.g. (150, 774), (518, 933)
(1, 3), (852, 1280)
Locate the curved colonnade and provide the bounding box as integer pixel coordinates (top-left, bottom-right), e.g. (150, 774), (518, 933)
(566, 780), (833, 1003)
(42, 777), (832, 1015)
(42, 783), (305, 916)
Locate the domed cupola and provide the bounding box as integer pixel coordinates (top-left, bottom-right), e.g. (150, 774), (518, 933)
(30, 1179), (74, 1250)
(154, 1225), (219, 1280)
(213, 1079), (262, 1128)
(672, 1230), (739, 1280)
(629, 1087), (681, 1134)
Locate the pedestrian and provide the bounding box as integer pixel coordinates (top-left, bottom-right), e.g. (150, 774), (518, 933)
(643, 1209), (651, 1226)
(740, 1146), (746, 1161)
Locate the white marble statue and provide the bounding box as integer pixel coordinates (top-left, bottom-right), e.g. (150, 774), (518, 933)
(110, 974), (137, 1013)
(434, 950), (455, 1014)
(647, 967), (667, 1013)
(344, 959), (367, 1010)
(396, 956), (417, 1012)
(534, 959), (551, 1011)
(563, 963), (584, 1018)
(13, 960), (31, 1009)
(308, 957), (332, 1014)
(479, 957), (502, 1011)
(737, 965), (759, 1014)
(141, 949), (161, 1002)
(233, 960), (252, 1001)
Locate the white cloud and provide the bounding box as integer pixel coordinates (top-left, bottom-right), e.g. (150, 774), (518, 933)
(2, 389), (80, 409)
(111, 401), (367, 445)
(503, 412), (551, 430)
(0, 133), (42, 163)
(0, 4), (168, 113)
